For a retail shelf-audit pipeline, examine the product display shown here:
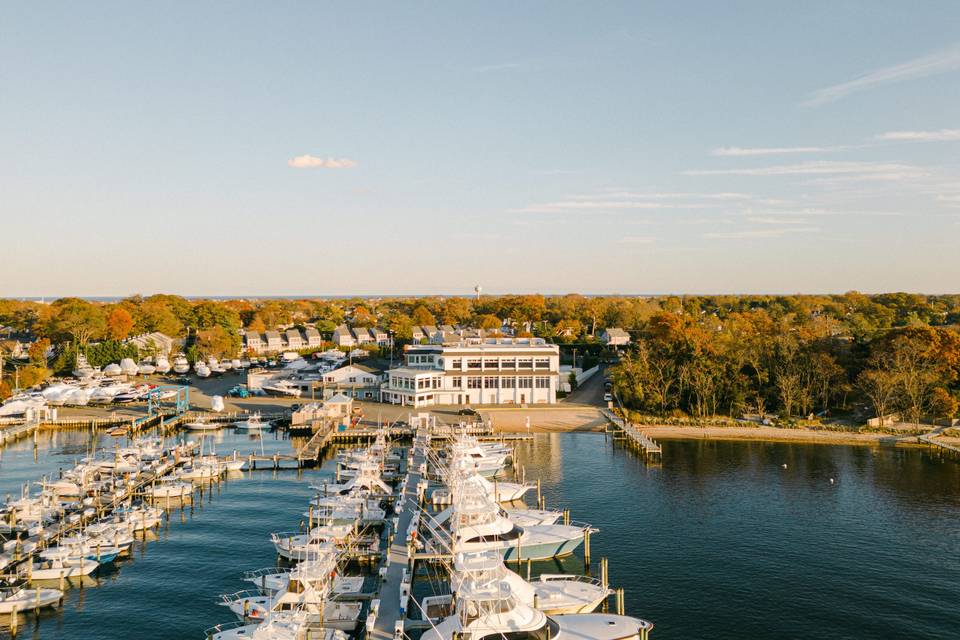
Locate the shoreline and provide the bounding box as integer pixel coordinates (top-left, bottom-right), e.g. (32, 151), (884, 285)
(497, 420), (959, 449)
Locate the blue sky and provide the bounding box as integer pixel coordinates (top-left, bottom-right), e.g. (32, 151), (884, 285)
(2, 2), (959, 297)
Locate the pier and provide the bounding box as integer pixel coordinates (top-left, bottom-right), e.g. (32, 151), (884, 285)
(602, 408), (662, 460)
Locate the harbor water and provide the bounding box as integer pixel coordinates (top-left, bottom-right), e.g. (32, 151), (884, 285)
(2, 428), (959, 639)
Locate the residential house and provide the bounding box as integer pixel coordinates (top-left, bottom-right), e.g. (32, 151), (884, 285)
(304, 327), (323, 348)
(352, 327), (374, 345)
(601, 327), (631, 346)
(264, 330), (284, 352)
(285, 329), (304, 350)
(322, 363), (385, 400)
(332, 325), (356, 348)
(244, 332), (264, 353)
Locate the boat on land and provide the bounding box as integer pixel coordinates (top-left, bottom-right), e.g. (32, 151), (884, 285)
(154, 356), (171, 374)
(261, 380), (302, 398)
(172, 354), (190, 374)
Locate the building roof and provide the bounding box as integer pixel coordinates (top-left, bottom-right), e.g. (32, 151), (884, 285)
(264, 330), (282, 340)
(304, 327), (321, 338)
(245, 332), (263, 343)
(332, 325), (353, 337)
(286, 329), (303, 340)
(326, 393), (353, 404)
(604, 327), (630, 338)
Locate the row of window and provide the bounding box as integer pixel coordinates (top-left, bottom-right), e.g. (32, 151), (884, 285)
(446, 357), (553, 370)
(450, 376), (551, 390)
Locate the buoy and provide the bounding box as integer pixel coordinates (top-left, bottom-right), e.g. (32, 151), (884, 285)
(782, 463), (788, 469)
(829, 478), (835, 484)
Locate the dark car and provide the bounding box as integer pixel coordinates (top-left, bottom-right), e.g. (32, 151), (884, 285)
(458, 407), (479, 417)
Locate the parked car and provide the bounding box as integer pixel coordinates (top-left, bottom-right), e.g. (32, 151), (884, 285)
(603, 392), (613, 402)
(458, 407), (479, 417)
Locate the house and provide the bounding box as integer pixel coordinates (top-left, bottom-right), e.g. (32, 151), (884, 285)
(244, 332), (264, 353)
(264, 330), (284, 352)
(352, 327), (374, 345)
(369, 327), (390, 346)
(303, 327), (323, 348)
(285, 329), (304, 350)
(321, 363), (385, 400)
(419, 325), (438, 341)
(332, 325), (356, 348)
(601, 327), (631, 346)
(411, 326), (426, 341)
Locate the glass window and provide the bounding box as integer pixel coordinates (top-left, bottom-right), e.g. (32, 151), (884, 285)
(518, 358), (533, 369)
(467, 377), (482, 389)
(451, 377), (461, 389)
(536, 376), (550, 388)
(535, 358), (550, 369)
(467, 358), (482, 369)
(500, 358), (516, 369)
(519, 376), (533, 388)
(484, 376), (499, 388)
(501, 376), (516, 388)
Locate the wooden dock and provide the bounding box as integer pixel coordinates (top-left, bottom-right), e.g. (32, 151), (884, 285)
(601, 409), (662, 460)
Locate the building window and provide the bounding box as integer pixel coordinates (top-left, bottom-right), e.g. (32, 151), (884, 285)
(467, 358), (482, 369)
(484, 376), (499, 389)
(535, 358), (550, 370)
(467, 377), (482, 389)
(501, 376), (516, 388)
(450, 359), (461, 370)
(536, 376), (550, 389)
(500, 358), (516, 369)
(432, 377), (441, 389)
(482, 358), (497, 369)
(518, 358), (533, 369)
(349, 377), (356, 383)
(519, 376), (533, 388)
(452, 377), (462, 389)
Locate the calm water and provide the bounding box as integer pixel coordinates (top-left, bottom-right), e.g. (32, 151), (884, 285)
(1, 429), (959, 639)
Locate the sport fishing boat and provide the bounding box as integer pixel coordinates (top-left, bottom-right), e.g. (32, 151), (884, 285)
(144, 480), (193, 500)
(205, 612), (348, 640)
(419, 577), (654, 640)
(28, 556), (99, 580)
(270, 528), (349, 562)
(154, 355), (171, 374)
(172, 354), (190, 374)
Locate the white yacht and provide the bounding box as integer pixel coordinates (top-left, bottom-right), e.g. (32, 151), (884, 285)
(138, 362), (157, 375)
(195, 362), (211, 378)
(420, 578), (653, 640)
(103, 363), (123, 377)
(184, 416), (222, 431)
(172, 354), (190, 374)
(72, 353), (99, 379)
(29, 556), (99, 580)
(119, 358), (140, 376)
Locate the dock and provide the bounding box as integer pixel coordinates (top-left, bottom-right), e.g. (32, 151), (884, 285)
(370, 425), (430, 639)
(602, 408), (662, 460)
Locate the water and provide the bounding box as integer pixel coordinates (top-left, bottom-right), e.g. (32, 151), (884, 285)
(2, 430), (959, 639)
(511, 434), (960, 640)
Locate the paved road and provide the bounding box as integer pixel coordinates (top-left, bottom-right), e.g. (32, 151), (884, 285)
(564, 366), (608, 406)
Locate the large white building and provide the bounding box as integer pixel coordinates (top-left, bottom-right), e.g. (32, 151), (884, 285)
(380, 337), (560, 407)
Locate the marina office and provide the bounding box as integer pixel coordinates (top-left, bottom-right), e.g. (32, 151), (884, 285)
(380, 337), (560, 407)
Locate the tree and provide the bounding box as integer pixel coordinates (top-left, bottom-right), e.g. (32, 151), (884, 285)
(858, 369), (899, 425)
(929, 388), (958, 422)
(477, 314), (501, 331)
(411, 305), (437, 326)
(45, 298), (106, 346)
(28, 338), (51, 365)
(106, 307), (134, 340)
(352, 306), (376, 327)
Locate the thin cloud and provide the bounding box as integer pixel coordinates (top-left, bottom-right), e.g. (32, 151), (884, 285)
(683, 160), (920, 177)
(704, 227), (821, 239)
(510, 200), (715, 214)
(712, 146), (844, 157)
(747, 217), (810, 225)
(618, 236), (656, 244)
(288, 155), (358, 169)
(875, 129), (960, 142)
(803, 43), (960, 107)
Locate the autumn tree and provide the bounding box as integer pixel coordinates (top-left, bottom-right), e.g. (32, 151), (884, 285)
(106, 307), (134, 340)
(411, 305), (437, 326)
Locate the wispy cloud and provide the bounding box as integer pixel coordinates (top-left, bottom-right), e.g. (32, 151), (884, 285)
(711, 146), (845, 157)
(510, 200), (715, 214)
(704, 227), (821, 239)
(683, 160), (921, 178)
(618, 236), (657, 244)
(288, 155), (358, 169)
(875, 128), (960, 142)
(803, 43), (960, 107)
(747, 217), (810, 225)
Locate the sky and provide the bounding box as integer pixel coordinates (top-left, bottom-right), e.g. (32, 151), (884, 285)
(2, 1), (959, 297)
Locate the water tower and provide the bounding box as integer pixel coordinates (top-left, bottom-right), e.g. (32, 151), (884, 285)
(474, 284), (482, 301)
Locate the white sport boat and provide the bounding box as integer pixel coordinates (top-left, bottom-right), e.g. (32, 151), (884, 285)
(72, 353), (99, 379)
(0, 586), (63, 613)
(260, 380), (302, 398)
(172, 354), (190, 374)
(234, 412), (268, 431)
(29, 556), (99, 580)
(195, 362), (211, 378)
(144, 481), (194, 500)
(184, 417), (222, 431)
(205, 612), (347, 640)
(119, 358), (140, 376)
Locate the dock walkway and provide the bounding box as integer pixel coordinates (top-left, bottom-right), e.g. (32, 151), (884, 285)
(370, 427), (429, 639)
(601, 409), (662, 460)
